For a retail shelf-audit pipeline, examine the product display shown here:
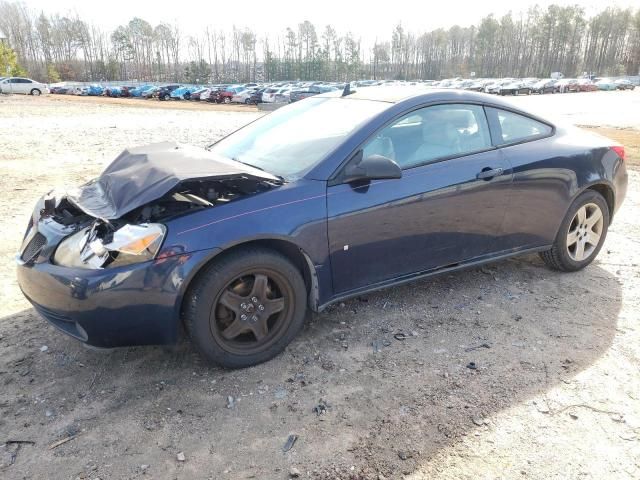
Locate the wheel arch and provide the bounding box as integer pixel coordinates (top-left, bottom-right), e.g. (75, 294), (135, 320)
(550, 180), (615, 244)
(585, 182), (614, 223)
(178, 238), (320, 323)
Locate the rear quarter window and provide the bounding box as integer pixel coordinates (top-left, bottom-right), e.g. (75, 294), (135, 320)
(487, 107), (553, 145)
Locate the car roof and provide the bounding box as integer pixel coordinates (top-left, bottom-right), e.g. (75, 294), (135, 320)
(317, 86), (430, 103)
(317, 86), (528, 110)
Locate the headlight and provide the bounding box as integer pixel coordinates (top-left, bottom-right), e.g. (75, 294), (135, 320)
(103, 224), (166, 268)
(53, 223), (166, 269)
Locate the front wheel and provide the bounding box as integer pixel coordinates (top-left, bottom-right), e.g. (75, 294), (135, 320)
(539, 190), (609, 272)
(30, 89), (41, 96)
(184, 247), (307, 368)
(223, 96), (231, 104)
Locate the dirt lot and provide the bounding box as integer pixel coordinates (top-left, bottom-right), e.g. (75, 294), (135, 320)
(0, 94), (639, 480)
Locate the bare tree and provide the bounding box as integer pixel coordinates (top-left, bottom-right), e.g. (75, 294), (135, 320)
(1, 1), (638, 83)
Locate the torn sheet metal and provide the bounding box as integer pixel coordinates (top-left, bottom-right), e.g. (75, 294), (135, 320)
(67, 142), (280, 220)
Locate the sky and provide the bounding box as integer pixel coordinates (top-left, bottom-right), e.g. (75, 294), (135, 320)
(19, 0), (639, 43)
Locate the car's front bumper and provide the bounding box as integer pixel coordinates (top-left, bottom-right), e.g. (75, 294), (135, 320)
(17, 227), (219, 348)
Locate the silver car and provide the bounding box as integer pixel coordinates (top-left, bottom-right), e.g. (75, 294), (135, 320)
(0, 77), (49, 95)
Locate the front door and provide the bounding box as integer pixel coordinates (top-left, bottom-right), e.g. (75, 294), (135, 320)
(11, 78), (26, 94)
(327, 103), (513, 294)
(2, 78), (16, 93)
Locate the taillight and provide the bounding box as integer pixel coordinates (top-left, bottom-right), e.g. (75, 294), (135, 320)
(611, 146), (625, 161)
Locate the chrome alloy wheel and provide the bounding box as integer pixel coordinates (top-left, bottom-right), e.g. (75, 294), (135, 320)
(566, 203), (604, 261)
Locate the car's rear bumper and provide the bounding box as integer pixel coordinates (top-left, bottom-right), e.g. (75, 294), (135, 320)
(612, 158), (628, 219)
(17, 248), (218, 348)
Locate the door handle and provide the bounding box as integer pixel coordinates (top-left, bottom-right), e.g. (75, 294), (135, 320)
(476, 167), (504, 180)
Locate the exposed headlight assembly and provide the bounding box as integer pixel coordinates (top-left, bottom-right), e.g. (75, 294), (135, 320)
(53, 223), (166, 269)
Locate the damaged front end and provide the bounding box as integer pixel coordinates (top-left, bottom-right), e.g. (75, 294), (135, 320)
(23, 142), (282, 270)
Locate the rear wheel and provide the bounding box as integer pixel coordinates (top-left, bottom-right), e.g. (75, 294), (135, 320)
(184, 247), (307, 368)
(223, 96), (231, 104)
(539, 190), (609, 272)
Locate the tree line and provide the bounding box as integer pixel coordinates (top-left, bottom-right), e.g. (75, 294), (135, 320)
(0, 1), (638, 84)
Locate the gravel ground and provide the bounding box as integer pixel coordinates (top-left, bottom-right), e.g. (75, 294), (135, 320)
(0, 94), (639, 480)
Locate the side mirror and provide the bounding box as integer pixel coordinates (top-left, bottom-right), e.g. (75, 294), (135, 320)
(341, 151), (402, 184)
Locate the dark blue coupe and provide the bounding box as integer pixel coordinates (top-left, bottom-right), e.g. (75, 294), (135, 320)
(17, 87), (628, 367)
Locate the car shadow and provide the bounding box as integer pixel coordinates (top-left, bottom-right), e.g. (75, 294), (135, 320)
(0, 254), (622, 478)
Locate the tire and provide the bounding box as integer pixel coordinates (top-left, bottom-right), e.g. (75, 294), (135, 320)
(30, 89), (41, 96)
(539, 190), (609, 272)
(223, 96), (231, 104)
(244, 98), (250, 104)
(184, 247), (307, 368)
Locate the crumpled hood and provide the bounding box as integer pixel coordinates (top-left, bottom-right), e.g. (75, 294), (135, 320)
(67, 142), (280, 220)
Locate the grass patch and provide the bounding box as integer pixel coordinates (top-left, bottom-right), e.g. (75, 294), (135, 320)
(581, 126), (640, 168)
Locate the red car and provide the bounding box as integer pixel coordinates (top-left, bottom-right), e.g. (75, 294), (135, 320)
(204, 88), (224, 103)
(215, 87), (245, 104)
(556, 79), (580, 93)
(577, 79), (598, 92)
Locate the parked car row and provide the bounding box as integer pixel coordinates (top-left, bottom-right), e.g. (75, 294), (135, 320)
(27, 75), (638, 103)
(448, 77), (633, 95)
(358, 76), (636, 95)
(45, 80), (345, 105)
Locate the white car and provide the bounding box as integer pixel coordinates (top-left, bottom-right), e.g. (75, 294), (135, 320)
(198, 88), (213, 101)
(274, 88), (292, 103)
(261, 87), (280, 103)
(231, 89), (254, 104)
(0, 77), (49, 95)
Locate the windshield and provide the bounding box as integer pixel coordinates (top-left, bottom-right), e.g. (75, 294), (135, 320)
(209, 97), (389, 179)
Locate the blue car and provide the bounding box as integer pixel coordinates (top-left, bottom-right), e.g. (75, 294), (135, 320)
(129, 84), (155, 97)
(86, 84), (104, 96)
(104, 86), (122, 97)
(17, 88), (628, 368)
(170, 86), (198, 100)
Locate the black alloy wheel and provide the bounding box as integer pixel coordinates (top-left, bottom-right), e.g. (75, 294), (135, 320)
(184, 247), (307, 368)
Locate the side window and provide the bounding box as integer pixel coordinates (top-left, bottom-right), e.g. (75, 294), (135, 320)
(488, 107), (552, 145)
(362, 104), (492, 170)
